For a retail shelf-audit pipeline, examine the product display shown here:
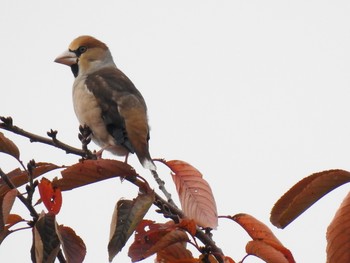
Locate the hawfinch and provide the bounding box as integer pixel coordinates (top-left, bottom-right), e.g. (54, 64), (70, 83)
(54, 35), (156, 171)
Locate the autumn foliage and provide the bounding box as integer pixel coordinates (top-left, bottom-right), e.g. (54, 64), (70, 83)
(1, 115), (348, 262)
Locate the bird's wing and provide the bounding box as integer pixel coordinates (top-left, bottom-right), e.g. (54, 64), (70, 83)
(85, 67), (150, 158)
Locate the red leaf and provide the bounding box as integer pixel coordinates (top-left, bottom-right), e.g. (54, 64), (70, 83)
(143, 229), (189, 259)
(233, 213), (295, 263)
(53, 159), (137, 191)
(156, 242), (195, 263)
(57, 225), (86, 263)
(38, 178), (62, 215)
(128, 220), (177, 262)
(327, 191), (350, 262)
(162, 160), (218, 229)
(271, 169), (350, 228)
(0, 132), (20, 159)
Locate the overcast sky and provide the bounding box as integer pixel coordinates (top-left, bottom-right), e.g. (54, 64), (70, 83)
(1, 1), (350, 262)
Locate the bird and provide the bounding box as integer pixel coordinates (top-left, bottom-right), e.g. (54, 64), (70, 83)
(54, 35), (156, 171)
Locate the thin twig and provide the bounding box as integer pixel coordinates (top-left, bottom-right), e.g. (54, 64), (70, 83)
(0, 116), (95, 159)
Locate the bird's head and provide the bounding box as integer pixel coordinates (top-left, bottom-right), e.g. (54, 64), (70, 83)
(54, 35), (115, 77)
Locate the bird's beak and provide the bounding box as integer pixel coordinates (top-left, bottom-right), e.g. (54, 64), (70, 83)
(54, 50), (77, 66)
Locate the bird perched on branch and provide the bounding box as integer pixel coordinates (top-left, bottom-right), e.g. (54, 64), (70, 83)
(54, 35), (156, 171)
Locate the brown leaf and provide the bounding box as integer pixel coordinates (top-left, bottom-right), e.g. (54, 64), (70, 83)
(233, 213), (295, 263)
(246, 240), (289, 263)
(0, 227), (11, 245)
(156, 242), (195, 263)
(0, 163), (61, 196)
(53, 159), (137, 191)
(271, 169), (350, 228)
(0, 132), (20, 159)
(0, 169), (21, 196)
(326, 191), (350, 262)
(0, 189), (17, 232)
(57, 225), (86, 263)
(108, 191), (155, 262)
(32, 212), (60, 263)
(0, 214), (24, 245)
(163, 160), (218, 229)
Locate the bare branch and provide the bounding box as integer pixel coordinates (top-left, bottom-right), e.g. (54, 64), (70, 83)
(0, 116), (96, 159)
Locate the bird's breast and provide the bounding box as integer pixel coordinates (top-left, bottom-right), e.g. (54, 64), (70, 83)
(72, 80), (128, 156)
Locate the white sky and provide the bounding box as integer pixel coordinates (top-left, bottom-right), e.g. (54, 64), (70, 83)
(1, 1), (350, 262)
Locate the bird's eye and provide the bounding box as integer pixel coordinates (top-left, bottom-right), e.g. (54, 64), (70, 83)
(78, 46), (87, 54)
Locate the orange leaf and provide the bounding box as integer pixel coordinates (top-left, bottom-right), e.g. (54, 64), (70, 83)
(178, 218), (197, 236)
(162, 160), (218, 229)
(271, 169), (350, 228)
(233, 213), (283, 245)
(6, 214), (24, 227)
(327, 191), (350, 262)
(53, 159), (137, 191)
(0, 132), (20, 160)
(233, 213), (295, 263)
(246, 240), (289, 263)
(57, 225), (86, 263)
(224, 256), (235, 263)
(38, 178), (62, 215)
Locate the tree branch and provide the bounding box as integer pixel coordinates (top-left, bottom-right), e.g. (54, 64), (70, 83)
(0, 116), (95, 159)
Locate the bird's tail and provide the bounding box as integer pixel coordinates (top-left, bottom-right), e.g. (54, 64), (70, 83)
(141, 158), (157, 171)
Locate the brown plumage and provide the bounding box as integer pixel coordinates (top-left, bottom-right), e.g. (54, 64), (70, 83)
(54, 35), (156, 170)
